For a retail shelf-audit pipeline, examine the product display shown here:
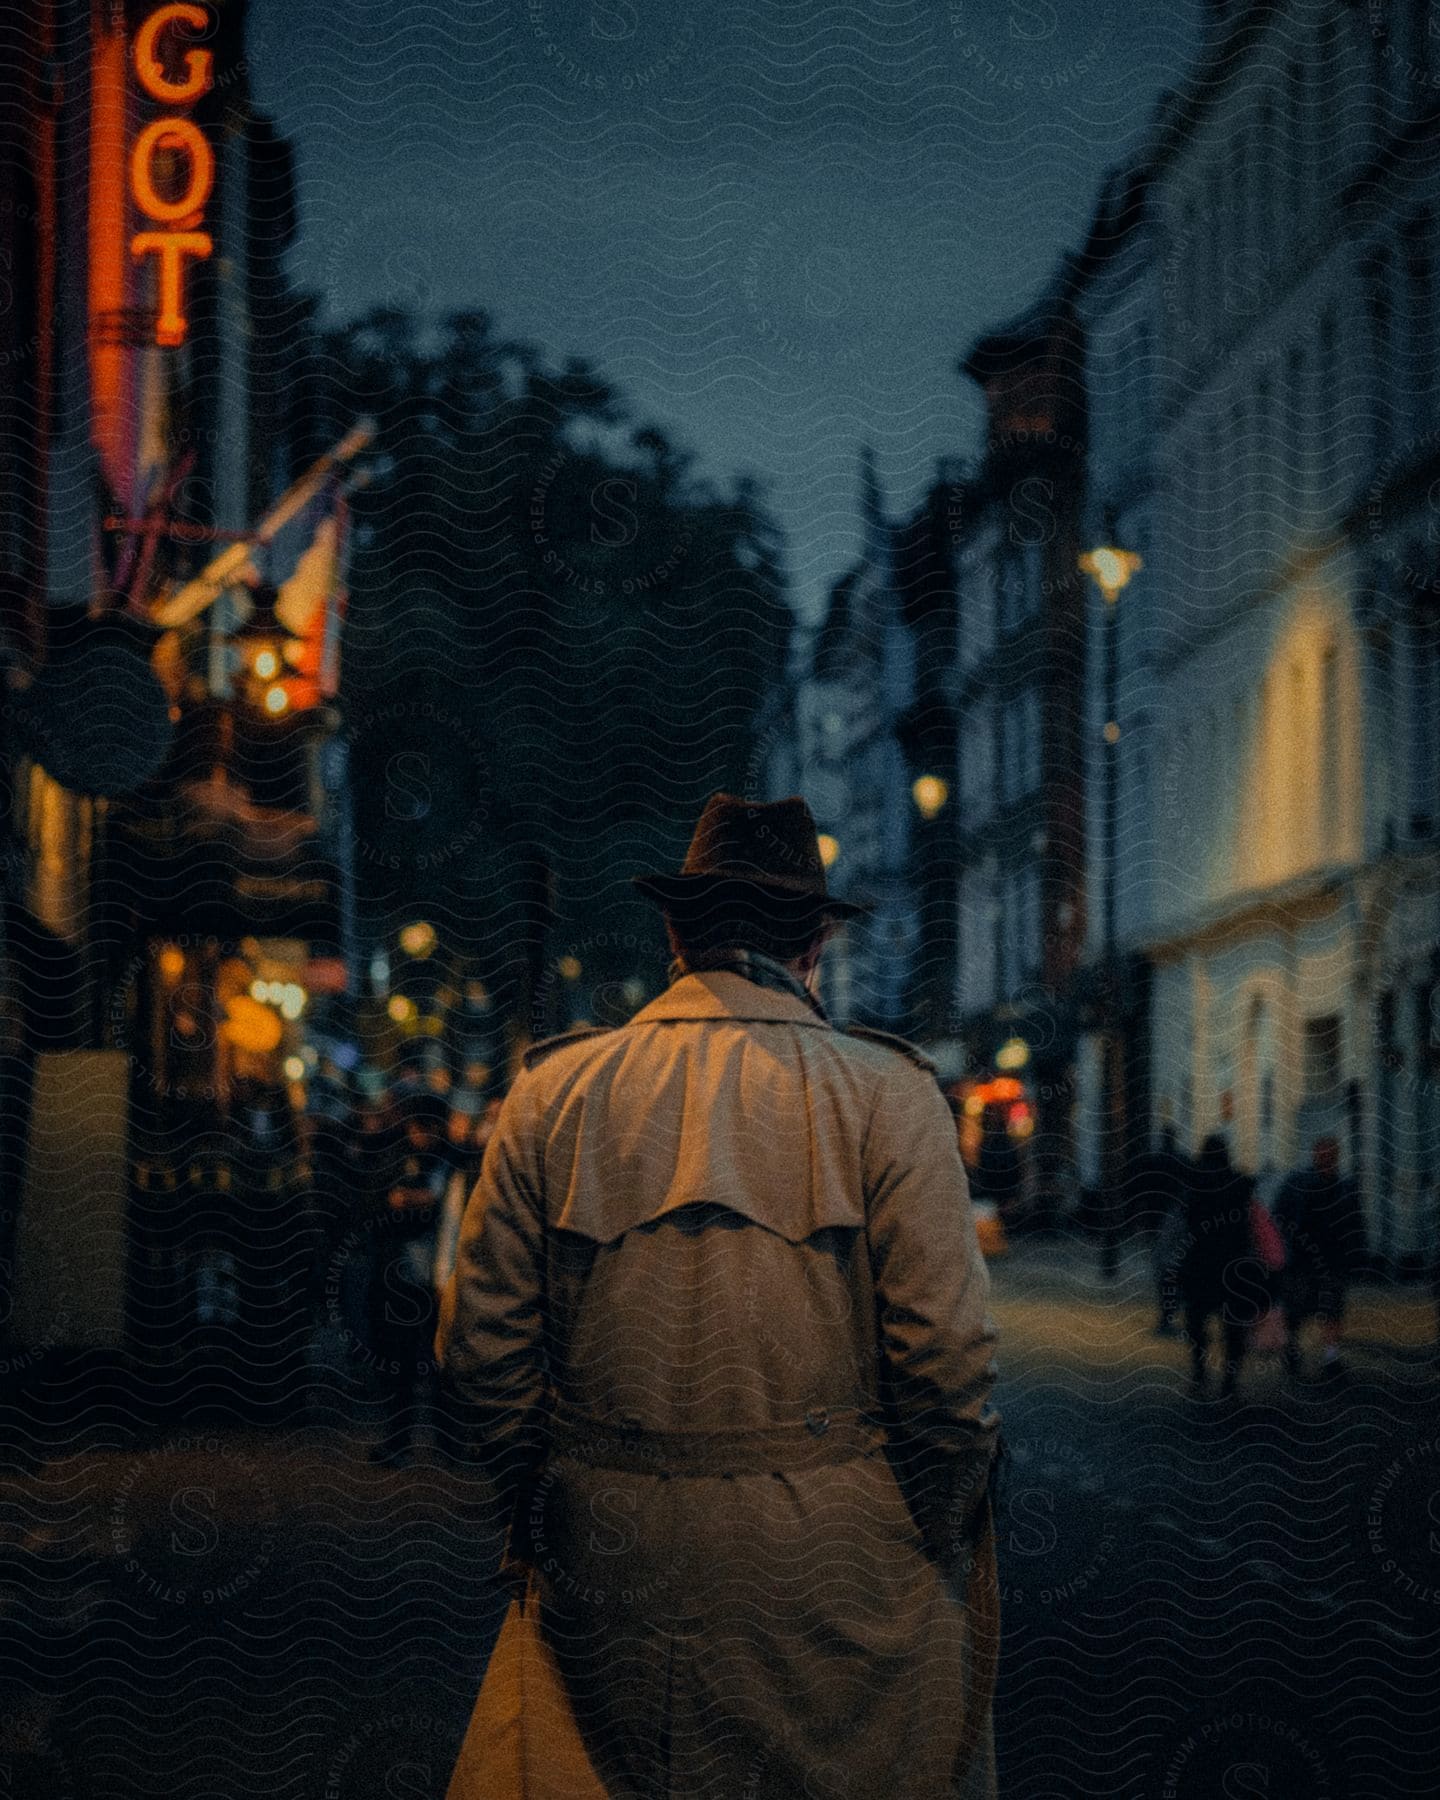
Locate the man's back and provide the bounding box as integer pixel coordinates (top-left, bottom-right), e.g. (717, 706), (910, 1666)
(439, 966), (1001, 1798)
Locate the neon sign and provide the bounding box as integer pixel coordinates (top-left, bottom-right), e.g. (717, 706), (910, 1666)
(129, 4), (214, 346)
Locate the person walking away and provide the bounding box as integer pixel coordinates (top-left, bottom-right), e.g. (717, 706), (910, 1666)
(1131, 1125), (1189, 1336)
(367, 1103), (447, 1465)
(437, 793), (1003, 1800)
(431, 1103), (498, 1464)
(976, 1103), (1023, 1227)
(1274, 1135), (1367, 1381)
(1177, 1133), (1255, 1400)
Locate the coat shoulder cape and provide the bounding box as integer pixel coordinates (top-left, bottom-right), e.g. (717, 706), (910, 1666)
(521, 1025), (614, 1071)
(844, 1024), (942, 1079)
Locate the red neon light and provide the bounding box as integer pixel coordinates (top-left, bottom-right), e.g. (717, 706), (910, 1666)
(130, 117), (214, 225)
(133, 3), (213, 104)
(131, 231), (212, 345)
(128, 4), (214, 346)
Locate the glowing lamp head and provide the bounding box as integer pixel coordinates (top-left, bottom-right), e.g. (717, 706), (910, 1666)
(912, 774), (949, 819)
(996, 1036), (1030, 1072)
(817, 834), (840, 870)
(253, 648), (279, 681)
(1079, 544), (1143, 603)
(264, 685), (289, 716)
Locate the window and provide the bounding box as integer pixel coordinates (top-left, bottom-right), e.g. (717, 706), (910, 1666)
(1372, 620), (1396, 847)
(1365, 241), (1395, 460)
(1255, 368), (1274, 559)
(1368, 4), (1389, 156)
(961, 554), (996, 674)
(1257, 90), (1276, 249)
(1226, 395), (1244, 549)
(958, 856), (999, 1014)
(998, 861), (1042, 992)
(1025, 689), (1043, 794)
(1227, 120), (1248, 291)
(1317, 11), (1340, 191)
(1303, 1014), (1343, 1096)
(1000, 866), (1021, 994)
(1285, 53), (1304, 226)
(1285, 341), (1308, 525)
(1318, 306), (1338, 507)
(1000, 701), (1019, 802)
(1404, 210), (1435, 435)
(1207, 160), (1225, 325)
(961, 695), (996, 822)
(997, 550), (1027, 633)
(1407, 599), (1440, 838)
(999, 692), (1042, 801)
(1289, 662), (1308, 862)
(1021, 863), (1043, 976)
(1022, 542), (1045, 621)
(1319, 643), (1340, 843)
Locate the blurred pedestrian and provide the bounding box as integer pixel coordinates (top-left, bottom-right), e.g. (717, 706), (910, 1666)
(976, 1103), (1022, 1225)
(1177, 1133), (1255, 1400)
(438, 793), (1001, 1800)
(1130, 1125), (1189, 1336)
(366, 1103), (447, 1466)
(1274, 1135), (1367, 1382)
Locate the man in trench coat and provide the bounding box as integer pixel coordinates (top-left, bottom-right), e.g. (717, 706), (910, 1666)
(438, 794), (1002, 1799)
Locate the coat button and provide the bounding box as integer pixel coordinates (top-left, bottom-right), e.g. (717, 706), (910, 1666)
(805, 1409), (829, 1436)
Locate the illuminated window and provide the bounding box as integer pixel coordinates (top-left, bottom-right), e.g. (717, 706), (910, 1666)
(1319, 644), (1340, 843)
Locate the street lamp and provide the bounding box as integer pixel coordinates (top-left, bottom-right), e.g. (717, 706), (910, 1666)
(911, 774), (949, 820)
(1079, 527), (1143, 1281)
(1078, 544), (1142, 604)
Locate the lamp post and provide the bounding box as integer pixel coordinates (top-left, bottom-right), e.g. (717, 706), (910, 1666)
(1079, 529), (1142, 1280)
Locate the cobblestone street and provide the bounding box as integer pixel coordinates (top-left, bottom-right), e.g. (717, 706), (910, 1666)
(3, 1239), (1436, 1798)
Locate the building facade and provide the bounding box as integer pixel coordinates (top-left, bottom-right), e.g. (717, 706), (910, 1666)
(1144, 0), (1440, 1265)
(1070, 153), (1163, 1212)
(785, 452), (920, 1029)
(0, 0), (362, 1367)
(953, 264), (1090, 1213)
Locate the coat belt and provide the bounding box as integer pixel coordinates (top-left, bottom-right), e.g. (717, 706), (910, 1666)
(544, 1401), (887, 1477)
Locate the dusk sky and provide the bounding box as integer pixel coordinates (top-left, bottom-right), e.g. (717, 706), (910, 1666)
(247, 0), (1202, 622)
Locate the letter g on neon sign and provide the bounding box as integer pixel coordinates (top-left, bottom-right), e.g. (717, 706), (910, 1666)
(133, 3), (214, 104)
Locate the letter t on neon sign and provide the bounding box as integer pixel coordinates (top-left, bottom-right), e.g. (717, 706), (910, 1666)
(131, 231), (213, 346)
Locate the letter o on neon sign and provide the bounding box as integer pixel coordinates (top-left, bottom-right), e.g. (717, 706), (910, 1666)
(130, 118), (215, 225)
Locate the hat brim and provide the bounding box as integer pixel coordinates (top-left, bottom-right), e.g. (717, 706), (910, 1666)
(631, 871), (868, 920)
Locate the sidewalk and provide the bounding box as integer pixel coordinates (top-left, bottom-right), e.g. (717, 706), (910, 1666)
(990, 1228), (1439, 1372)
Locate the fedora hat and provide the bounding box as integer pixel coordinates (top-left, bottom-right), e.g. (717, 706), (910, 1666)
(631, 793), (867, 919)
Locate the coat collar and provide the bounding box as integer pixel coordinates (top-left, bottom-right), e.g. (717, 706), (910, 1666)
(627, 969), (833, 1030)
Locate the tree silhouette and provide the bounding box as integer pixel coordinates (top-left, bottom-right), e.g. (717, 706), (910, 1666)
(318, 306), (790, 1028)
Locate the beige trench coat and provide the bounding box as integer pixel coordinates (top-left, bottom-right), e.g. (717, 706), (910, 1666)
(438, 970), (1001, 1799)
